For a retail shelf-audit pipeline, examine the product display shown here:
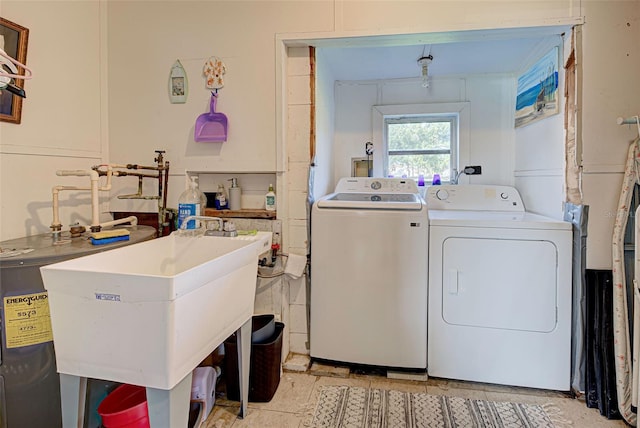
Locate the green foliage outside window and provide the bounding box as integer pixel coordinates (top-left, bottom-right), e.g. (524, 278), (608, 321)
(387, 120), (453, 182)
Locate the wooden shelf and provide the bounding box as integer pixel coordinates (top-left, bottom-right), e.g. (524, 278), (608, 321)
(203, 208), (276, 219)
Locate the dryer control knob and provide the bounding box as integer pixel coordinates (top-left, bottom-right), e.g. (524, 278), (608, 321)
(436, 189), (449, 200)
(500, 192), (509, 200)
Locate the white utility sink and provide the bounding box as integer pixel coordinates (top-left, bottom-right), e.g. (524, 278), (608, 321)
(40, 231), (271, 427)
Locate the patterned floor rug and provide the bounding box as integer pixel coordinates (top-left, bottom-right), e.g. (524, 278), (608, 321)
(310, 385), (570, 428)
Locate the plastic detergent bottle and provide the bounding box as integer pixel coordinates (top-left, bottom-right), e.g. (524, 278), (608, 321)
(265, 184), (276, 211)
(178, 176), (205, 229)
(215, 184), (228, 210)
(417, 174), (426, 198)
(228, 178), (241, 210)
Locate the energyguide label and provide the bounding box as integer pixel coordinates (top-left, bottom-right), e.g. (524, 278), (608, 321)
(3, 292), (53, 348)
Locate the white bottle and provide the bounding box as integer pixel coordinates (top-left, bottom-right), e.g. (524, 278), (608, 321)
(265, 183), (276, 211)
(228, 178), (242, 211)
(178, 176), (205, 230)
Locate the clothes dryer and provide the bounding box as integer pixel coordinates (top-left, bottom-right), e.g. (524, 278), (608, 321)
(426, 185), (572, 390)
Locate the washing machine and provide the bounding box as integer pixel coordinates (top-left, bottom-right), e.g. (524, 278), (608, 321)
(310, 177), (428, 369)
(426, 185), (572, 390)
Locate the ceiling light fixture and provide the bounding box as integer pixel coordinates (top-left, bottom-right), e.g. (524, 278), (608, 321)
(417, 54), (433, 88)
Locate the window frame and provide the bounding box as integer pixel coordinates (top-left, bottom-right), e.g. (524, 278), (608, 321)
(371, 102), (470, 182)
(384, 114), (458, 181)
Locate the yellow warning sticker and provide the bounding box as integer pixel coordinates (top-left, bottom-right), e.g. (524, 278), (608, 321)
(3, 292), (53, 348)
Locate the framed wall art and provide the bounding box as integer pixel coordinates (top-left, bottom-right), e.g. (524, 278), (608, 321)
(0, 17), (29, 124)
(515, 46), (559, 128)
(169, 60), (188, 104)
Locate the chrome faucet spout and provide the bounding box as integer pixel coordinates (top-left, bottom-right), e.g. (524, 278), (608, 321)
(452, 170), (458, 185)
(452, 170), (463, 185)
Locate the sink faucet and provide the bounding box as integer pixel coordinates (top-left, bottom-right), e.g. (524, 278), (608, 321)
(451, 169), (463, 185)
(179, 216), (224, 233)
(179, 216), (238, 237)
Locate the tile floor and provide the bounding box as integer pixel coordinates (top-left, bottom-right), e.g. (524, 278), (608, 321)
(201, 363), (630, 428)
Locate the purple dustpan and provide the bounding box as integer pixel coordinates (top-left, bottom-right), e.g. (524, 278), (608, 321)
(194, 94), (228, 142)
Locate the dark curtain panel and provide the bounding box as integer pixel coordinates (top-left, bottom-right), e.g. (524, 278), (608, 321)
(585, 269), (622, 419)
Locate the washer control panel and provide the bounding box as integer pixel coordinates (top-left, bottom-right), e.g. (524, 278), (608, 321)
(334, 177), (419, 194)
(426, 185), (524, 211)
(435, 188), (450, 201)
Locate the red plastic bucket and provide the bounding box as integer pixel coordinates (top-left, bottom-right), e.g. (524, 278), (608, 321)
(98, 384), (150, 428)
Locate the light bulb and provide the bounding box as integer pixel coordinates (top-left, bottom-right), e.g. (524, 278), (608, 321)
(417, 55), (433, 89)
(421, 64), (429, 88)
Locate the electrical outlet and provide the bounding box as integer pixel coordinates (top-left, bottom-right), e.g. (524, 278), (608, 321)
(464, 165), (482, 175)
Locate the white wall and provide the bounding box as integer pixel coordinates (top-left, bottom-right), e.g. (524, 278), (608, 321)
(312, 48), (336, 200)
(514, 39), (567, 220)
(0, 2), (107, 241)
(331, 75), (515, 188)
(338, 1), (577, 34)
(283, 47), (313, 355)
(580, 1), (640, 269)
(104, 1), (334, 218)
(466, 77), (516, 186)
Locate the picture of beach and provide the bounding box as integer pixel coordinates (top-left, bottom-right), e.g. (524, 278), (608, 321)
(515, 47), (559, 128)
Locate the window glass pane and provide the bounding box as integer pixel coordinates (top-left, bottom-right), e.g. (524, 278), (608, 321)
(388, 153), (450, 182)
(387, 122), (450, 151)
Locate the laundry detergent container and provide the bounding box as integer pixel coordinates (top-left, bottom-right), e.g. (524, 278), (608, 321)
(98, 384), (150, 428)
(224, 316), (283, 402)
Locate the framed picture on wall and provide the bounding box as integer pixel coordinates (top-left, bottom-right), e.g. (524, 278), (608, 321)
(514, 47), (559, 128)
(0, 17), (29, 124)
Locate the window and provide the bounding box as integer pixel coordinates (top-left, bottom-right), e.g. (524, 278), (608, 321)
(372, 102), (469, 184)
(385, 115), (457, 183)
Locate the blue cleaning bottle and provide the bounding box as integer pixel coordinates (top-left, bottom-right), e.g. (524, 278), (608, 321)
(215, 184), (228, 210)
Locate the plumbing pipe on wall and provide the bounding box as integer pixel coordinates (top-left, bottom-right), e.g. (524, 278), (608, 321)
(51, 169), (107, 233)
(50, 166), (135, 234)
(50, 152), (170, 236)
(93, 151), (171, 235)
(100, 216), (138, 229)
